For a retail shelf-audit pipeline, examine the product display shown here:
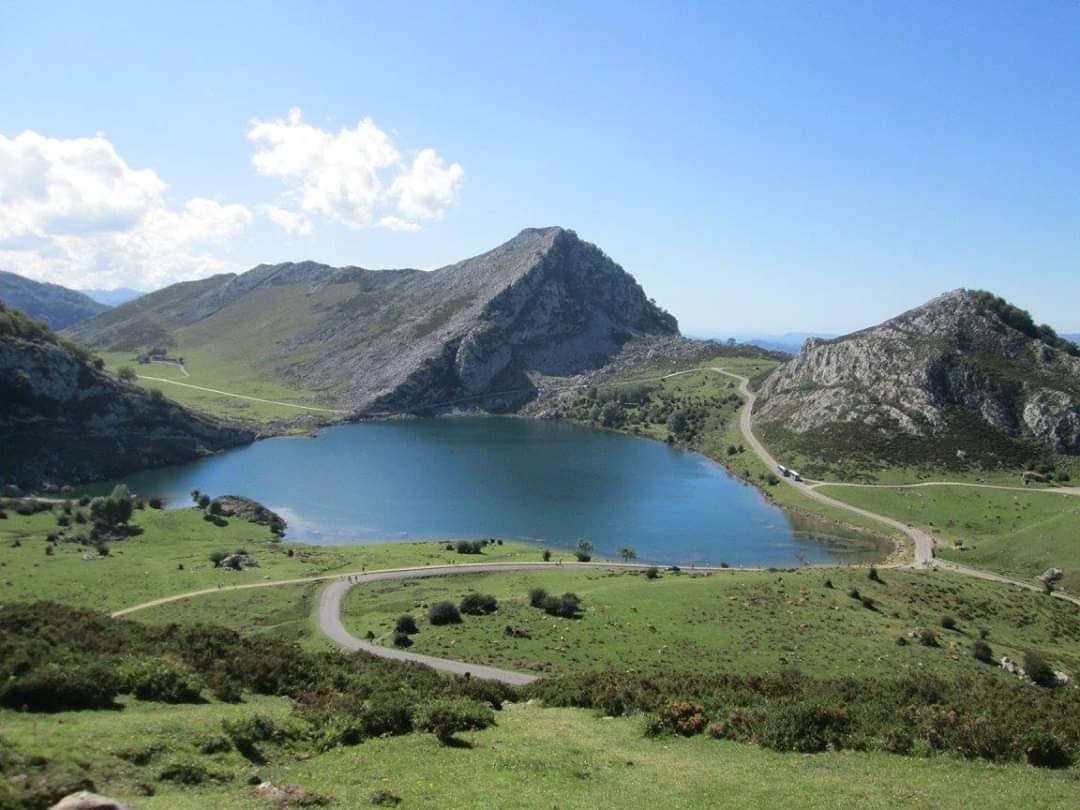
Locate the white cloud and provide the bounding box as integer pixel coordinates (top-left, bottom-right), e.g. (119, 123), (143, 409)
(389, 148), (464, 221)
(0, 129), (252, 290)
(259, 203), (314, 236)
(248, 108), (462, 232)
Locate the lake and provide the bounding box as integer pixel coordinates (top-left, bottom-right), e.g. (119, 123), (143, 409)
(94, 417), (889, 567)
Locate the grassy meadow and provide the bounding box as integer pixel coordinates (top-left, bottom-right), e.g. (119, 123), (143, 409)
(817, 485), (1080, 593)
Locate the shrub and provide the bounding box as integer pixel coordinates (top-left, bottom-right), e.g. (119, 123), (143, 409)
(459, 593), (498, 615)
(644, 566), (660, 580)
(1023, 733), (1073, 769)
(428, 602), (462, 626)
(148, 496), (165, 509)
(867, 566), (881, 582)
(89, 484), (134, 527)
(542, 549), (552, 561)
(574, 539), (593, 562)
(158, 760), (211, 785)
(209, 551), (228, 567)
(371, 790), (402, 806)
(419, 697), (495, 743)
(0, 661), (119, 712)
(392, 632), (413, 648)
(757, 702), (852, 753)
(659, 700), (708, 736)
(198, 494), (211, 509)
(972, 639), (994, 663)
(940, 615), (958, 630)
(394, 615), (418, 635)
(823, 578), (833, 589)
(528, 587), (548, 607)
(540, 593), (581, 619)
(847, 587), (861, 600)
(860, 596), (876, 610)
(56, 514), (70, 527)
(1023, 652), (1056, 687)
(455, 539), (484, 555)
(917, 628), (940, 647)
(118, 658), (203, 704)
(117, 366), (138, 383)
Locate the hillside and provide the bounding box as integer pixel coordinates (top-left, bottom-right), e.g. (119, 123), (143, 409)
(0, 303), (253, 489)
(81, 287), (144, 306)
(67, 227), (678, 413)
(755, 289), (1080, 476)
(0, 270), (109, 329)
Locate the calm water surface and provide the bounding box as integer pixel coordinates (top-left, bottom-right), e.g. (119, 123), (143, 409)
(96, 418), (888, 567)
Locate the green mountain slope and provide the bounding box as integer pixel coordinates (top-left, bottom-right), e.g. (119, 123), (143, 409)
(68, 227), (679, 413)
(0, 270), (109, 329)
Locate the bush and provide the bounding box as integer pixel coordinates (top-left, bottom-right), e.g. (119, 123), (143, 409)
(148, 496), (165, 509)
(89, 484), (134, 527)
(117, 366), (138, 383)
(758, 702), (851, 753)
(917, 628), (940, 647)
(659, 700), (708, 736)
(540, 593), (581, 619)
(371, 790), (402, 806)
(644, 566), (660, 580)
(209, 551), (228, 567)
(419, 697), (495, 743)
(972, 639), (994, 663)
(0, 661), (119, 712)
(542, 549), (552, 561)
(394, 615), (418, 635)
(847, 587), (861, 600)
(392, 632), (413, 648)
(1023, 652), (1056, 687)
(1024, 733), (1073, 769)
(528, 587), (548, 607)
(867, 566), (881, 582)
(428, 602), (462, 626)
(455, 540), (483, 555)
(574, 539), (593, 562)
(459, 593), (497, 615)
(940, 615), (957, 630)
(118, 658), (203, 703)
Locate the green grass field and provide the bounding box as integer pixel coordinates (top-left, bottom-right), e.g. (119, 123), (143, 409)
(342, 565), (1080, 681)
(817, 485), (1080, 593)
(5, 697), (1078, 810)
(97, 350), (341, 422)
(0, 506), (567, 615)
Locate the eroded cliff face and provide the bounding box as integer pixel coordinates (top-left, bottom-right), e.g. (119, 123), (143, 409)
(755, 290), (1080, 456)
(0, 325), (253, 488)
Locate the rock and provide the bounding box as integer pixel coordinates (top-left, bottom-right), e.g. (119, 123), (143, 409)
(209, 496), (286, 532)
(49, 792), (132, 810)
(219, 553), (258, 571)
(1039, 568), (1064, 585)
(254, 781), (327, 807)
(755, 289), (1080, 462)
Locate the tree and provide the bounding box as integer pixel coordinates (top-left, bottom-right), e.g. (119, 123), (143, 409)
(117, 366), (138, 383)
(619, 546), (637, 562)
(428, 602), (462, 626)
(667, 410), (689, 437)
(575, 539), (593, 562)
(197, 494), (211, 510)
(1024, 652), (1056, 687)
(395, 615), (418, 635)
(89, 485), (134, 528)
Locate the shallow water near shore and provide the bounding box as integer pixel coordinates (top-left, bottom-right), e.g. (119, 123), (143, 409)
(93, 417), (889, 567)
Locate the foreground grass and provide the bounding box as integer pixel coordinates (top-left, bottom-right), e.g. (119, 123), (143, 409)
(5, 699), (1078, 810)
(0, 506), (564, 615)
(342, 566), (1080, 681)
(817, 485), (1080, 593)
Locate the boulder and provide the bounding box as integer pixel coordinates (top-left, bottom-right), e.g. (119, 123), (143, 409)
(49, 792), (132, 810)
(1039, 568), (1064, 585)
(254, 781), (327, 807)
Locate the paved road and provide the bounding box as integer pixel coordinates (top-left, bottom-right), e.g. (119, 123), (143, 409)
(709, 367), (1080, 607)
(319, 562), (652, 685)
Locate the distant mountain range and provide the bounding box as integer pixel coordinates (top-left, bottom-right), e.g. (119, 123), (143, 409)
(755, 289), (1080, 476)
(0, 271), (108, 330)
(81, 287), (144, 307)
(68, 227), (679, 413)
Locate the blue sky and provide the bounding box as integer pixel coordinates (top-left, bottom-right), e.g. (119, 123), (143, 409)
(1, 1), (1077, 335)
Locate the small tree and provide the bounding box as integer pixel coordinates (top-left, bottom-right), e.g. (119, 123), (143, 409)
(575, 539), (593, 562)
(428, 601), (462, 626)
(197, 493), (211, 510)
(1024, 652), (1056, 687)
(395, 615), (418, 635)
(542, 549), (552, 562)
(528, 587), (548, 607)
(619, 546), (637, 562)
(460, 593), (497, 615)
(117, 366), (138, 383)
(644, 566), (660, 580)
(419, 698), (495, 744)
(972, 639), (994, 663)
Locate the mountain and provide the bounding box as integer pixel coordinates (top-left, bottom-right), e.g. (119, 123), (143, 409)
(754, 289), (1080, 475)
(0, 270), (109, 329)
(1063, 333), (1080, 346)
(68, 227), (679, 412)
(81, 287), (144, 307)
(0, 303), (254, 489)
(746, 333), (837, 355)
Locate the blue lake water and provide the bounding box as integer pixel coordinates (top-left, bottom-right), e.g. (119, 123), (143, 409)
(95, 417), (888, 567)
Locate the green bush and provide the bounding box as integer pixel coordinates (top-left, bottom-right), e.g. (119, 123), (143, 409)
(940, 615), (958, 630)
(459, 593), (498, 615)
(419, 697), (495, 743)
(757, 702), (851, 753)
(428, 601), (462, 626)
(540, 593), (581, 619)
(0, 661), (119, 712)
(455, 540), (483, 555)
(394, 615), (418, 635)
(644, 566), (660, 580)
(972, 639), (994, 663)
(118, 658), (202, 704)
(392, 631), (412, 648)
(659, 700), (708, 736)
(528, 587), (548, 607)
(1023, 652), (1056, 687)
